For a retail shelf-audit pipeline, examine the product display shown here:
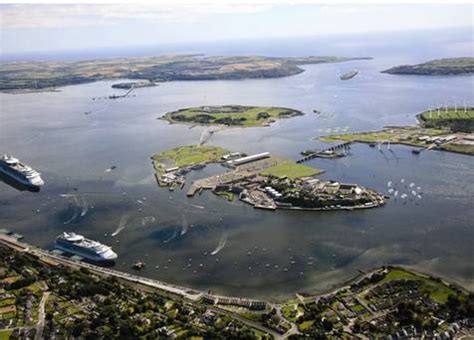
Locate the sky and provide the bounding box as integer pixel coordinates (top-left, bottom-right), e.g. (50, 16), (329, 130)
(0, 2), (473, 56)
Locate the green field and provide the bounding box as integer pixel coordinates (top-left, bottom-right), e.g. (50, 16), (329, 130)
(382, 268), (458, 304)
(420, 108), (474, 121)
(260, 162), (322, 179)
(298, 320), (314, 331)
(320, 127), (447, 145)
(0, 299), (15, 307)
(441, 143), (474, 155)
(162, 105), (303, 127)
(0, 329), (13, 340)
(151, 145), (229, 170)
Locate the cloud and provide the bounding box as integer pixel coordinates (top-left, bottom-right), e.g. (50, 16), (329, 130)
(0, 2), (284, 29)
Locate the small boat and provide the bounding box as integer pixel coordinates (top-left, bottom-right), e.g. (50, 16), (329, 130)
(412, 149), (421, 154)
(132, 261), (145, 270)
(369, 143), (376, 148)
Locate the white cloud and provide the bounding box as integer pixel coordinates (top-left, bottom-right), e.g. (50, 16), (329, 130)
(0, 2), (281, 29)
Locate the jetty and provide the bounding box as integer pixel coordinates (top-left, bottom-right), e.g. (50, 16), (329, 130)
(297, 142), (352, 163)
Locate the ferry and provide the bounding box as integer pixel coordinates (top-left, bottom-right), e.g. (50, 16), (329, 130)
(0, 155), (44, 187)
(340, 70), (359, 80)
(55, 232), (117, 262)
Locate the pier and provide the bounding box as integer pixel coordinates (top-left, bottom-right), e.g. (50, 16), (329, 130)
(297, 142), (352, 163)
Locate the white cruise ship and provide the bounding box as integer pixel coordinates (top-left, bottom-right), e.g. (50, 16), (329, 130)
(0, 155), (44, 187)
(55, 232), (118, 262)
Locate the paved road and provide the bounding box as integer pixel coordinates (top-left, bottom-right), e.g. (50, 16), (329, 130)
(35, 291), (50, 340)
(209, 307), (283, 339)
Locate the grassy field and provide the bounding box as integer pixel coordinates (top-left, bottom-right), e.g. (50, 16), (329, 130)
(214, 191), (235, 201)
(162, 105), (303, 127)
(298, 320), (314, 331)
(441, 143), (474, 155)
(260, 161), (322, 179)
(0, 298), (15, 307)
(319, 127), (447, 145)
(151, 145), (229, 170)
(381, 268), (458, 304)
(420, 108), (474, 121)
(0, 329), (12, 340)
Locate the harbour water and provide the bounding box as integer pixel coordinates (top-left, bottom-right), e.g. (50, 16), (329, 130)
(1, 30), (473, 300)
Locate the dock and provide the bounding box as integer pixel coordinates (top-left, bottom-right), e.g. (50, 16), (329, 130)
(297, 142), (352, 163)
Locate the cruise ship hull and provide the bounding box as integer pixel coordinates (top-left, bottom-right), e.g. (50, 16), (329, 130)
(54, 241), (117, 262)
(0, 165), (44, 188)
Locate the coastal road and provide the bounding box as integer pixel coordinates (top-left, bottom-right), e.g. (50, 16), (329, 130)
(209, 307), (283, 339)
(35, 291), (50, 340)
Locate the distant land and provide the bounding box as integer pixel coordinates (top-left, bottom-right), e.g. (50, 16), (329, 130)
(382, 57), (474, 75)
(0, 54), (371, 92)
(161, 105), (304, 127)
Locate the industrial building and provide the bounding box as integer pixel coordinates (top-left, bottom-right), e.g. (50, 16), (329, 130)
(226, 152), (270, 167)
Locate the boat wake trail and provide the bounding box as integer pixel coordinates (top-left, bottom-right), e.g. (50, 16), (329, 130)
(79, 196), (88, 217)
(199, 127), (220, 146)
(112, 215), (128, 237)
(163, 227), (179, 243)
(180, 214), (189, 236)
(211, 233), (227, 256)
(63, 194), (80, 225)
(141, 216), (156, 227)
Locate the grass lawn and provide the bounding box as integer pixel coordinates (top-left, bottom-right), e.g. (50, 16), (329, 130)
(163, 105), (303, 127)
(420, 109), (474, 121)
(441, 143), (474, 155)
(0, 329), (13, 340)
(260, 162), (322, 179)
(214, 191), (235, 201)
(0, 299), (15, 308)
(238, 312), (264, 322)
(320, 127), (448, 147)
(298, 320), (314, 331)
(152, 145), (229, 169)
(382, 268), (458, 304)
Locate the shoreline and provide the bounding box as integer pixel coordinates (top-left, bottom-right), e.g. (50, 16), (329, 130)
(3, 231), (469, 305)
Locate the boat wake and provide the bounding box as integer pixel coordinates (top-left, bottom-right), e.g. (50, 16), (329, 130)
(141, 216), (156, 227)
(112, 215), (128, 237)
(163, 227), (179, 243)
(79, 196), (88, 217)
(211, 233), (227, 256)
(62, 194), (81, 224)
(180, 214), (189, 236)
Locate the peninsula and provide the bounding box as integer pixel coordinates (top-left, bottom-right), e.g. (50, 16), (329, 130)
(320, 108), (474, 155)
(151, 145), (385, 211)
(161, 105), (304, 127)
(0, 235), (472, 339)
(382, 57), (474, 75)
(0, 54), (371, 92)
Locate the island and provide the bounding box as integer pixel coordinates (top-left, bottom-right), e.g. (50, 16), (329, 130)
(382, 57), (474, 75)
(151, 145), (386, 211)
(0, 235), (472, 339)
(0, 54), (372, 92)
(160, 105), (304, 127)
(320, 108), (474, 155)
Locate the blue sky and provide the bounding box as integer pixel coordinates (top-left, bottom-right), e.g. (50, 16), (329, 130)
(0, 3), (472, 55)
